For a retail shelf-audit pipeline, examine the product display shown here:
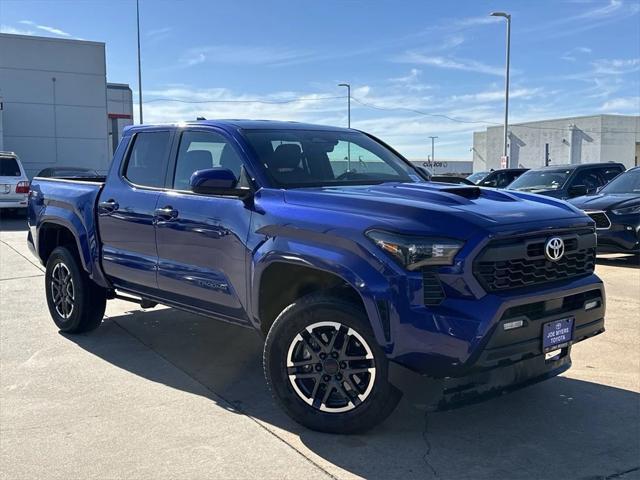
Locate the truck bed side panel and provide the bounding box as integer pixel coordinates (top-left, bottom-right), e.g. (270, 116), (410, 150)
(29, 178), (110, 287)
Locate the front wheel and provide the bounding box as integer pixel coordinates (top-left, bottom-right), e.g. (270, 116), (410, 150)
(263, 293), (400, 433)
(45, 246), (106, 333)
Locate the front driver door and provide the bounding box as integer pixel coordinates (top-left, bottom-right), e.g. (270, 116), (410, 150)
(155, 128), (252, 323)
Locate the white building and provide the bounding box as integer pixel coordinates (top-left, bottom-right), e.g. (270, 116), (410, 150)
(472, 114), (640, 173)
(0, 33), (132, 177)
(107, 83), (133, 157)
(410, 159), (473, 176)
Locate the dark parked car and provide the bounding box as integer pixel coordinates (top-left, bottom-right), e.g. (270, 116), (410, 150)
(475, 168), (529, 188)
(570, 166), (640, 254)
(36, 167), (101, 179)
(507, 163), (625, 199)
(431, 175), (475, 185)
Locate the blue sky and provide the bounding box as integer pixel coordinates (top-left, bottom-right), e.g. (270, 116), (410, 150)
(1, 0), (639, 160)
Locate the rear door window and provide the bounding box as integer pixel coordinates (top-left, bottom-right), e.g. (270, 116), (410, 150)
(600, 166), (624, 182)
(572, 169), (604, 193)
(123, 131), (172, 188)
(0, 157), (21, 176)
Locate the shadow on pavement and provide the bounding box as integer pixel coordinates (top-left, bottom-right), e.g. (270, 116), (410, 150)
(596, 254), (640, 269)
(67, 307), (640, 480)
(0, 215), (29, 232)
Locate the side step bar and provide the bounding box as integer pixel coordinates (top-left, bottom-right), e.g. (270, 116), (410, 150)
(107, 290), (158, 309)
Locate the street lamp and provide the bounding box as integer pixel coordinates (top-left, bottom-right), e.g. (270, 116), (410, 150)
(136, 0), (144, 124)
(338, 83), (351, 128)
(338, 83), (351, 171)
(429, 136), (438, 164)
(490, 11), (511, 166)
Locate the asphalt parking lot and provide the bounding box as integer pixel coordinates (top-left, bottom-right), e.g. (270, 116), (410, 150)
(1, 215), (639, 480)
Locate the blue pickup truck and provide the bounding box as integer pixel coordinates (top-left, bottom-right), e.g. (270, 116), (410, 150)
(27, 120), (606, 433)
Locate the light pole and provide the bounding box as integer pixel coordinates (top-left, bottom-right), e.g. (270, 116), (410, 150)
(491, 11), (511, 165)
(338, 83), (351, 171)
(338, 83), (351, 128)
(136, 0), (144, 124)
(429, 136), (438, 164)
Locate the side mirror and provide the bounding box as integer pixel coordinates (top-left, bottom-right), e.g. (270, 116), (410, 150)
(190, 168), (251, 197)
(568, 184), (588, 198)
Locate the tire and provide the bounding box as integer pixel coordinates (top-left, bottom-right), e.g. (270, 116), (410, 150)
(45, 246), (107, 333)
(264, 292), (400, 433)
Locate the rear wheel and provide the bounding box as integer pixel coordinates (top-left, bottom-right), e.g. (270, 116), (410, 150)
(45, 246), (106, 333)
(264, 293), (400, 433)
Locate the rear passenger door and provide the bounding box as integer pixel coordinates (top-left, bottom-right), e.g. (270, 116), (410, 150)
(154, 128), (252, 323)
(98, 129), (172, 293)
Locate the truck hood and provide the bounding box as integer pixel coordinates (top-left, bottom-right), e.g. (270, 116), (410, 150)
(569, 193), (640, 211)
(283, 182), (586, 234)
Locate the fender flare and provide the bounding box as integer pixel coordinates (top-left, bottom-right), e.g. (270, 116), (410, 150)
(37, 210), (110, 288)
(251, 240), (394, 347)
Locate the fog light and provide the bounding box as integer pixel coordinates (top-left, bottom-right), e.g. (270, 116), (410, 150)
(503, 319), (524, 331)
(585, 300), (600, 311)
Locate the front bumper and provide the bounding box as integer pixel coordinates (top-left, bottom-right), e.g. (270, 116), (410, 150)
(595, 226), (640, 253)
(388, 274), (605, 378)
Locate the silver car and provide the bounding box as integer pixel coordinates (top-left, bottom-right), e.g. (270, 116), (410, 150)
(0, 152), (29, 212)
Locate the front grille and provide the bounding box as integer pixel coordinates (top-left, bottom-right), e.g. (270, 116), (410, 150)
(585, 211), (611, 230)
(422, 270), (445, 305)
(474, 230), (596, 292)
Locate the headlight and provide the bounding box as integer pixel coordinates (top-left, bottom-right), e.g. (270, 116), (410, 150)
(611, 205), (640, 215)
(365, 230), (464, 270)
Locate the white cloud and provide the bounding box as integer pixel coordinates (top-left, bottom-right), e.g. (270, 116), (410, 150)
(0, 25), (34, 35)
(181, 45), (311, 67)
(576, 0), (623, 19)
(592, 58), (640, 74)
(388, 69), (434, 92)
(600, 96), (640, 112)
(561, 46), (593, 61)
(19, 20), (71, 37)
(395, 53), (504, 76)
(450, 88), (542, 103)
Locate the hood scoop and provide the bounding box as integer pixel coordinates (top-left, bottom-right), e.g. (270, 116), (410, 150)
(440, 186), (481, 199)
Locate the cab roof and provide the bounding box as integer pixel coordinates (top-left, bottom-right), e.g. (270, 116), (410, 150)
(124, 119), (354, 135)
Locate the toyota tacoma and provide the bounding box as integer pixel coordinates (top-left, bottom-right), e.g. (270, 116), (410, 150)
(27, 120), (606, 433)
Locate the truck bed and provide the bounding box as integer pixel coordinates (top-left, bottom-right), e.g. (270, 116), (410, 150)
(28, 176), (106, 285)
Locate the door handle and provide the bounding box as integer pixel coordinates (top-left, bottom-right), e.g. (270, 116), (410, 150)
(154, 206), (179, 221)
(98, 199), (119, 214)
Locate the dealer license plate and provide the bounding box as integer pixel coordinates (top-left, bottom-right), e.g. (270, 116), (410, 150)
(542, 317), (574, 353)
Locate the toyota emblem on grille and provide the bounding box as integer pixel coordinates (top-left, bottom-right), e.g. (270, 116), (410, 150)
(545, 237), (565, 262)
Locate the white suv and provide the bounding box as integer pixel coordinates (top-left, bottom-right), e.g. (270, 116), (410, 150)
(0, 152), (29, 212)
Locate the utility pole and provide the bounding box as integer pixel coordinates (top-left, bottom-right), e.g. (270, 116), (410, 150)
(136, 0), (144, 124)
(338, 83), (351, 171)
(490, 11), (511, 165)
(429, 136), (438, 164)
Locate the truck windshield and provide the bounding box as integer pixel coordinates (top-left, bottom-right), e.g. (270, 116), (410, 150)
(241, 129), (421, 188)
(467, 171), (489, 184)
(600, 169), (640, 194)
(508, 169), (571, 191)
